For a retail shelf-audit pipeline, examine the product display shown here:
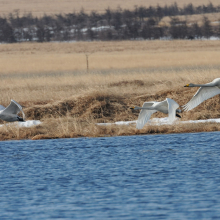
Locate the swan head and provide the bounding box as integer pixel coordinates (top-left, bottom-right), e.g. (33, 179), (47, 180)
(130, 106), (140, 110)
(184, 83), (194, 87)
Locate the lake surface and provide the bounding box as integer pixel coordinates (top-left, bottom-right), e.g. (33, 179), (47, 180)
(1, 132), (220, 219)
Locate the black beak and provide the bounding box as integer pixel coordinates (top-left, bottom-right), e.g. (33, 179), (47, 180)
(176, 113), (181, 118)
(17, 117), (25, 122)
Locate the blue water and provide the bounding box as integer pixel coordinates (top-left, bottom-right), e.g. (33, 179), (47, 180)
(1, 132), (220, 219)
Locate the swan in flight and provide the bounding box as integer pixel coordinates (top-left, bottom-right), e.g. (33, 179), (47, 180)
(130, 98), (181, 129)
(0, 100), (25, 122)
(183, 78), (220, 111)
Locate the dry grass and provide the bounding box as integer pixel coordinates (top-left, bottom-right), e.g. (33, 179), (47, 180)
(0, 0), (217, 17)
(1, 40), (220, 140)
(1, 41), (220, 74)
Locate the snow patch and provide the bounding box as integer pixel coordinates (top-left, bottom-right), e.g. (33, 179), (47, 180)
(97, 117), (220, 127)
(0, 120), (41, 128)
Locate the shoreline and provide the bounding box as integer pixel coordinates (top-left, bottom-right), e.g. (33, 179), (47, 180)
(1, 118), (220, 141)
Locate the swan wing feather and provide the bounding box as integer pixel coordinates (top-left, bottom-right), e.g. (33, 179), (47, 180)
(166, 98), (179, 123)
(0, 105), (5, 111)
(136, 109), (157, 129)
(142, 102), (156, 107)
(2, 100), (23, 115)
(13, 100), (25, 120)
(183, 86), (220, 111)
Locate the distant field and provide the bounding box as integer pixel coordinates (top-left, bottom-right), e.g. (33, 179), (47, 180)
(1, 40), (220, 104)
(0, 41), (220, 75)
(0, 0), (218, 16)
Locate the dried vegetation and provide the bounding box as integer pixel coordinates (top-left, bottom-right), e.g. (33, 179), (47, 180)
(1, 41), (220, 140)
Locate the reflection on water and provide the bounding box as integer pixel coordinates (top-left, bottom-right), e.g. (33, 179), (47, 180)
(1, 132), (220, 219)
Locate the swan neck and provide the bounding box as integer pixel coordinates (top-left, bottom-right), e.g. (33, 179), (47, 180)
(135, 106), (154, 110)
(191, 83), (213, 87)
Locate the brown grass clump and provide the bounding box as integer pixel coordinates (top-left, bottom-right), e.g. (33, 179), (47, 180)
(24, 91), (134, 122)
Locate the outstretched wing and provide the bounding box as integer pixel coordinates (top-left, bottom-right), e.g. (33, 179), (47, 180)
(142, 102), (156, 108)
(166, 98), (179, 123)
(13, 100), (25, 120)
(136, 102), (157, 129)
(136, 109), (157, 129)
(183, 87), (220, 111)
(2, 100), (23, 115)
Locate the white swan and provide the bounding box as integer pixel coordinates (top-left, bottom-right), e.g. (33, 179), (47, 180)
(130, 98), (181, 129)
(0, 100), (25, 122)
(183, 78), (220, 111)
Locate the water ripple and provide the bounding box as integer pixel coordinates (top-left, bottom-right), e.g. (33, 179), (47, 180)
(1, 132), (220, 219)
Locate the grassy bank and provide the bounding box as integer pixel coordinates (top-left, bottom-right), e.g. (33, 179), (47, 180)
(1, 86), (220, 141)
(1, 41), (220, 140)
